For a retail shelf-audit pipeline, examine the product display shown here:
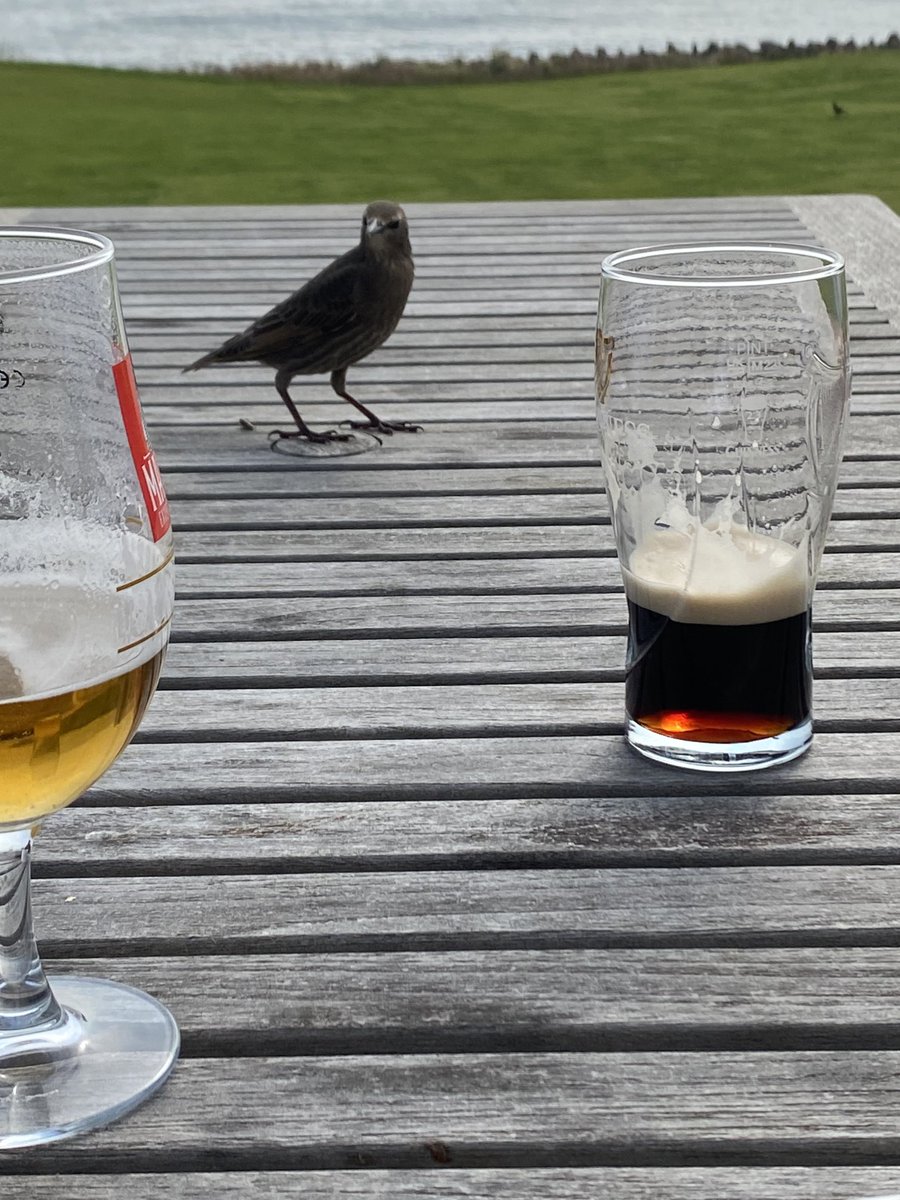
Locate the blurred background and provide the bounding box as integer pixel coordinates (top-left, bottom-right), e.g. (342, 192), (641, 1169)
(0, 0), (897, 210)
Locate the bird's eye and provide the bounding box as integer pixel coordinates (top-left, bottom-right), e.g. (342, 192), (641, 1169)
(387, 219), (401, 230)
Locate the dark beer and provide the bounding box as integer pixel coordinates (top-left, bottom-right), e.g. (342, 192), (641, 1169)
(625, 600), (811, 743)
(621, 524), (812, 748)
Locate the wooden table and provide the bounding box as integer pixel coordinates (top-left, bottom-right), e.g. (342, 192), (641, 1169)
(4, 195), (900, 1197)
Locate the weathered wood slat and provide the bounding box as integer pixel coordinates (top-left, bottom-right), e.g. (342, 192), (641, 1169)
(159, 634), (632, 683)
(130, 281), (865, 310)
(138, 389), (900, 421)
(135, 358), (898, 385)
(148, 343), (597, 367)
(112, 240), (839, 262)
(122, 251), (830, 276)
(155, 461), (900, 506)
(104, 217), (813, 238)
(126, 299), (883, 324)
(131, 343), (900, 372)
(83, 732), (900, 804)
(25, 197), (807, 217)
(121, 297), (877, 329)
(36, 948), (900, 1045)
(121, 250), (867, 275)
(167, 523), (900, 559)
(42, 858), (900, 939)
(149, 350), (898, 380)
(12, 1051), (900, 1170)
(102, 210), (811, 231)
(139, 403), (900, 439)
(26, 863), (900, 950)
(148, 360), (602, 383)
(158, 488), (900, 529)
(47, 219), (814, 242)
(146, 422), (604, 468)
(155, 631), (900, 686)
(126, 678), (900, 741)
(85, 203), (808, 222)
(161, 590), (607, 640)
(40, 793), (900, 871)
(139, 373), (897, 398)
(144, 421), (900, 471)
(159, 524), (608, 562)
(124, 282), (874, 308)
(124, 314), (893, 340)
(168, 554), (900, 596)
(145, 401), (600, 426)
(138, 681), (631, 737)
(135, 325), (598, 345)
(116, 269), (868, 288)
(101, 209), (810, 230)
(13, 1167), (900, 1199)
(160, 590), (900, 642)
(143, 378), (596, 399)
(121, 262), (864, 290)
(162, 465), (606, 498)
(101, 227), (814, 254)
(175, 559), (618, 596)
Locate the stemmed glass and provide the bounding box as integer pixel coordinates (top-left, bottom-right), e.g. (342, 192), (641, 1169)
(0, 229), (178, 1146)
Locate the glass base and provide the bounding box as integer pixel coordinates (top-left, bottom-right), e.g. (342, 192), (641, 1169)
(0, 976), (179, 1149)
(625, 716), (813, 772)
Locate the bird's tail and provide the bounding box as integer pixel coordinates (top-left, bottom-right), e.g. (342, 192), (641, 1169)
(183, 349), (221, 374)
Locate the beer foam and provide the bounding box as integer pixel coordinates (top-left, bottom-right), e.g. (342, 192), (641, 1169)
(0, 520), (172, 701)
(0, 653), (23, 698)
(622, 525), (809, 626)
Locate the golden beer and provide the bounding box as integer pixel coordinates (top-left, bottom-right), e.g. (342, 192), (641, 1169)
(0, 529), (173, 830)
(0, 650), (164, 827)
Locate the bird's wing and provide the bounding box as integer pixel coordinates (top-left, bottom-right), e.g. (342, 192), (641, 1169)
(205, 252), (366, 364)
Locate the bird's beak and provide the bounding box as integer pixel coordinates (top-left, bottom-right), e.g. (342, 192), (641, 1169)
(366, 217), (384, 235)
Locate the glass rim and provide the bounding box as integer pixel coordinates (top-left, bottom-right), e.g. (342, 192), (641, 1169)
(0, 226), (115, 284)
(600, 240), (845, 288)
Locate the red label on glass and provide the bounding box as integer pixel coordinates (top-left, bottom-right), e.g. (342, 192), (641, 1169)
(113, 354), (171, 542)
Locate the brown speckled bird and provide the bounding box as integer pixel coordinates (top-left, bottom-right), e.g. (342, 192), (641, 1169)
(186, 201), (417, 444)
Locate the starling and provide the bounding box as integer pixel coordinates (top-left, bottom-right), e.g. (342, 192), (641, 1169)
(185, 201), (417, 444)
(832, 100), (846, 116)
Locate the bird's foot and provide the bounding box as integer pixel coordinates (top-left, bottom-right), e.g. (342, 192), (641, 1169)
(339, 419), (423, 437)
(267, 425), (383, 458)
(268, 427), (355, 446)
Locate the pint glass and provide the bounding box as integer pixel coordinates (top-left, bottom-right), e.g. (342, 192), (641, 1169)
(596, 243), (850, 771)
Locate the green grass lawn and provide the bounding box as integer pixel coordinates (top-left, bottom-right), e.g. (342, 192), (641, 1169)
(1, 52), (898, 210)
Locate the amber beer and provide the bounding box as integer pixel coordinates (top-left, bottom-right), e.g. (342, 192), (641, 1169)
(0, 552), (171, 828)
(0, 651), (164, 827)
(622, 526), (811, 746)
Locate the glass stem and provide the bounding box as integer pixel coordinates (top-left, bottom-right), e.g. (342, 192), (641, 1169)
(0, 829), (60, 1035)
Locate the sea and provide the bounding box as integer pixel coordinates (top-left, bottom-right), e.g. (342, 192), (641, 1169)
(0, 0), (896, 71)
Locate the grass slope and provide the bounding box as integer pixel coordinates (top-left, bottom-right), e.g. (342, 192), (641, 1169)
(1, 53), (898, 209)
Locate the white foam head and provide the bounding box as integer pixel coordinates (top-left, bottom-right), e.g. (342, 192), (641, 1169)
(0, 518), (172, 700)
(622, 524), (809, 625)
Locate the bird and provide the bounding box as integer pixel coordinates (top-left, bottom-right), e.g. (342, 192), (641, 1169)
(832, 100), (846, 116)
(185, 200), (417, 445)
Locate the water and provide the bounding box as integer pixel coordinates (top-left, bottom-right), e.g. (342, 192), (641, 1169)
(0, 0), (895, 71)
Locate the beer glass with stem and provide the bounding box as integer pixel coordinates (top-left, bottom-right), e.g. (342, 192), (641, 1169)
(596, 242), (850, 771)
(0, 228), (177, 1146)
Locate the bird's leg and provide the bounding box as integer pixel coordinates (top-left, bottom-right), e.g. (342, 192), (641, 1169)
(331, 369), (422, 435)
(270, 377), (352, 444)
